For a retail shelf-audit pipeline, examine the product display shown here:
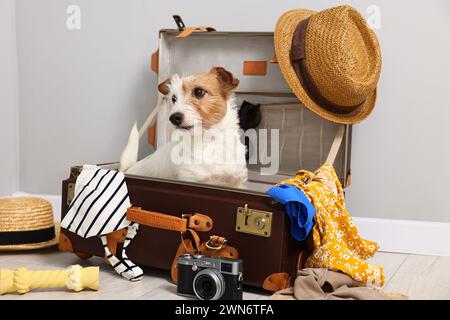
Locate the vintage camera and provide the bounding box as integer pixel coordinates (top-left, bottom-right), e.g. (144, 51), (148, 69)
(177, 253), (243, 300)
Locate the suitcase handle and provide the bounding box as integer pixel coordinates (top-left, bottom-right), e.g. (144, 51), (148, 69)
(127, 207), (238, 285)
(176, 26), (216, 38)
(127, 207), (213, 253)
(126, 207), (213, 233)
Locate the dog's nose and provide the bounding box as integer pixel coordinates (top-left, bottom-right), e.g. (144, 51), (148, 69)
(169, 112), (183, 126)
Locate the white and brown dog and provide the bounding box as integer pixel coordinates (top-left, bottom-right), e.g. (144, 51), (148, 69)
(119, 67), (248, 187)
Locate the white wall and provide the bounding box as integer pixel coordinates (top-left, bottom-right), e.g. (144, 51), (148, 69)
(13, 0), (450, 222)
(346, 0), (450, 223)
(0, 0), (20, 196)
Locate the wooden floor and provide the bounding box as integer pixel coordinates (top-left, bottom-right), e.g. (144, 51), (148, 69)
(0, 247), (449, 300)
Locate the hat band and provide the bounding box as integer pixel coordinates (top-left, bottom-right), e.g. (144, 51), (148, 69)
(0, 226), (55, 245)
(291, 17), (364, 115)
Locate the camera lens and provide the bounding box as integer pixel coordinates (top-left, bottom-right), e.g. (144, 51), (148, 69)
(195, 276), (215, 299)
(193, 269), (225, 300)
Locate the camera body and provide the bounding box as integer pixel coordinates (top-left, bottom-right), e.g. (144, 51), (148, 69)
(177, 253), (243, 300)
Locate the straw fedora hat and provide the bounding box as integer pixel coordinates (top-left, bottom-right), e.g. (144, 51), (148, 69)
(0, 197), (60, 251)
(275, 5), (381, 124)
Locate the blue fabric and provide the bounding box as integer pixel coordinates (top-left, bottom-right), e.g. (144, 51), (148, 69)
(266, 184), (316, 241)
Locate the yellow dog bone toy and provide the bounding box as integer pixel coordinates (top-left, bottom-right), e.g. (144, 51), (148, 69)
(0, 265), (99, 294)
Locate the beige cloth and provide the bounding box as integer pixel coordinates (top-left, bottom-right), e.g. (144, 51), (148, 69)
(271, 268), (408, 300)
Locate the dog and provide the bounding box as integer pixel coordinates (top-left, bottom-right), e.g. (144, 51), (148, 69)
(119, 67), (248, 188)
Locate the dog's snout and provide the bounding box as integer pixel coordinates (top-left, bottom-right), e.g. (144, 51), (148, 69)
(169, 112), (184, 126)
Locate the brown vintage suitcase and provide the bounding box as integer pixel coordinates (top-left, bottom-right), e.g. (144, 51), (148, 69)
(60, 166), (303, 289)
(59, 28), (352, 290)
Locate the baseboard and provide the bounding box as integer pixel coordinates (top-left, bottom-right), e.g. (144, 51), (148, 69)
(10, 192), (450, 257)
(353, 217), (450, 257)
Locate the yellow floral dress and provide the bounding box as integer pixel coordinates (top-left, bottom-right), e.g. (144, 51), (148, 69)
(277, 163), (384, 287)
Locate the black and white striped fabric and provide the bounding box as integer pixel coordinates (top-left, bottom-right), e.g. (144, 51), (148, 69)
(61, 165), (143, 281)
(101, 222), (143, 281)
(62, 165), (131, 237)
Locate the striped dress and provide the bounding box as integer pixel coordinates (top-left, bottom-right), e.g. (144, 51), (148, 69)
(61, 165), (143, 281)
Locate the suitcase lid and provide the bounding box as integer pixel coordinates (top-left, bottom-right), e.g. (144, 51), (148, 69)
(153, 29), (352, 188)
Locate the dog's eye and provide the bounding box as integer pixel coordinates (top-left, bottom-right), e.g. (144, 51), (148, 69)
(192, 88), (206, 99)
(171, 95), (177, 104)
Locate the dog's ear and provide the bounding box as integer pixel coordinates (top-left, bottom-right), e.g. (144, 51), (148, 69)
(210, 66), (239, 92)
(158, 78), (171, 95)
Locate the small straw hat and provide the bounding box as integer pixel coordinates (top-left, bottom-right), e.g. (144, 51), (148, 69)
(274, 5), (382, 124)
(0, 197), (60, 251)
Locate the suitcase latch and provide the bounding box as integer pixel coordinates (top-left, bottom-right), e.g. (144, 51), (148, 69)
(235, 204), (272, 237)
